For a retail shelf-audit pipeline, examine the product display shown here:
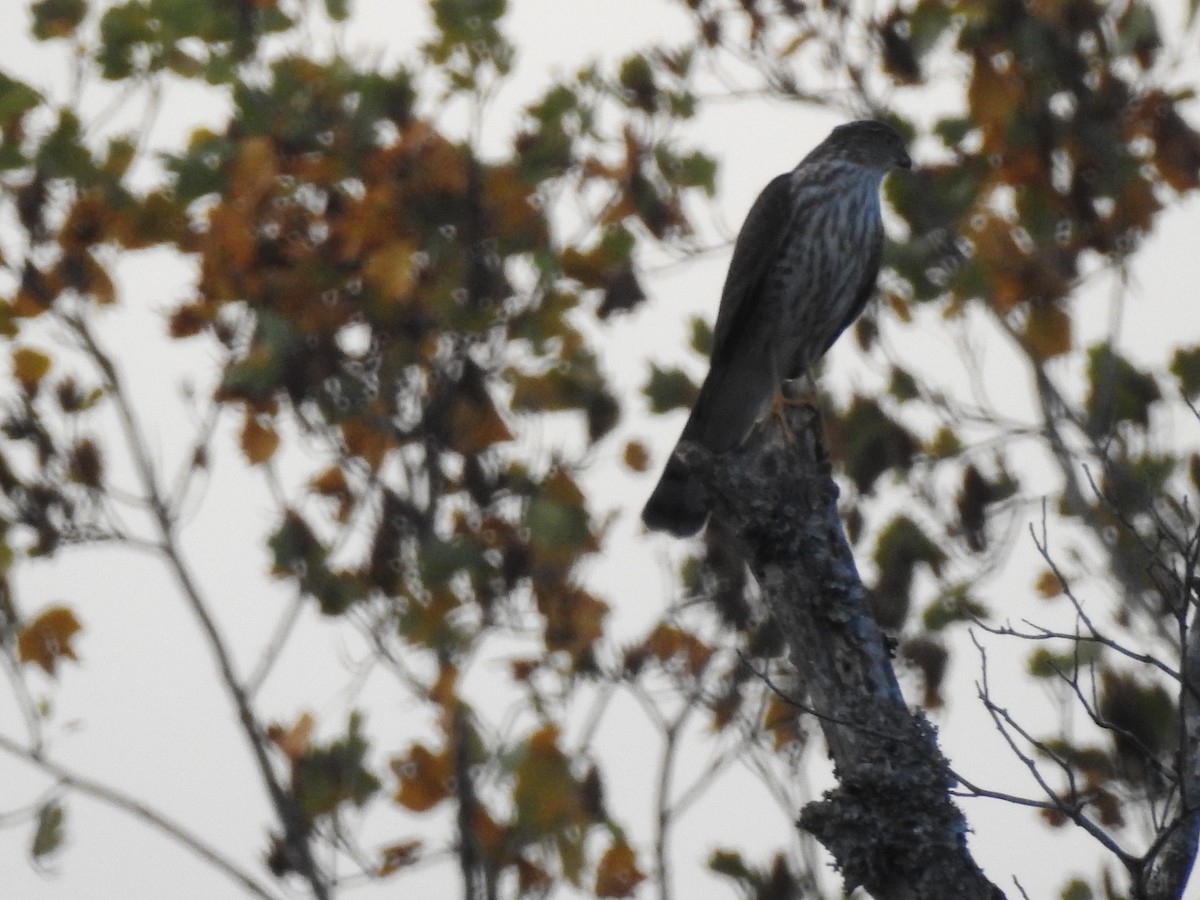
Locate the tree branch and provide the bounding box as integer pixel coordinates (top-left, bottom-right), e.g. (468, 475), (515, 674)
(688, 404), (1002, 900)
(66, 313), (330, 899)
(0, 732), (283, 900)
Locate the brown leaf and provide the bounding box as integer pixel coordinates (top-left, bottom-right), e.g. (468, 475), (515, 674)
(240, 411), (280, 465)
(364, 240), (418, 300)
(168, 302), (211, 338)
(342, 418), (391, 470)
(269, 712), (315, 761)
(391, 744), (453, 812)
(447, 391), (513, 454)
(763, 695), (804, 749)
(538, 587), (608, 657)
(901, 636), (948, 708)
(595, 840), (646, 898)
(1026, 303), (1072, 360)
(30, 802), (65, 860)
(1035, 570), (1063, 598)
(956, 464), (993, 553)
(310, 466), (353, 521)
(1092, 788), (1125, 828)
(483, 164), (547, 251)
(622, 440), (649, 472)
(67, 438), (103, 487)
(230, 136), (279, 208)
(18, 606), (82, 676)
(378, 840), (422, 876)
(12, 347), (51, 393)
(641, 624), (714, 676)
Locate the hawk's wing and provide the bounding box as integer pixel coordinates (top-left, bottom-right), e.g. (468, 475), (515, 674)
(709, 172), (797, 369)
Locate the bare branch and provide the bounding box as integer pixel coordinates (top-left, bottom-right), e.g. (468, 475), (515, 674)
(65, 312), (331, 899)
(0, 732), (283, 900)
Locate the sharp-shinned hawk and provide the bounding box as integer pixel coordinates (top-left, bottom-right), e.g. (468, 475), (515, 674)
(642, 120), (911, 536)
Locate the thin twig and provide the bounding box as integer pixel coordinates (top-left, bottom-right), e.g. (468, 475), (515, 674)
(67, 313), (330, 899)
(0, 732), (283, 900)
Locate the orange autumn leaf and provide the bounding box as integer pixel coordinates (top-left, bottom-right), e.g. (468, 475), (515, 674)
(595, 839), (646, 898)
(364, 240), (419, 300)
(342, 418), (391, 470)
(309, 466), (353, 520)
(391, 744), (453, 812)
(310, 467), (348, 496)
(18, 606), (82, 676)
(241, 411), (281, 465)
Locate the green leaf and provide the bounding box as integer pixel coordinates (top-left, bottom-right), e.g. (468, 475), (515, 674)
(834, 397), (918, 492)
(526, 493), (591, 555)
(1027, 643), (1102, 678)
(1060, 878), (1094, 900)
(1084, 343), (1161, 437)
(31, 802), (65, 860)
(420, 537), (484, 588)
(618, 54), (657, 112)
(1169, 345), (1200, 400)
(874, 515), (947, 582)
(309, 569), (365, 616)
(39, 111), (94, 182)
(923, 584), (988, 631)
(31, 0), (87, 40)
(268, 510), (324, 580)
(709, 849), (753, 881)
(0, 73), (42, 136)
(513, 726), (594, 880)
(665, 149), (717, 196)
(293, 712), (381, 820)
(166, 130), (234, 203)
(689, 316), (713, 357)
(324, 0), (351, 20)
(908, 0), (954, 57)
(888, 366), (919, 402)
(642, 364), (697, 414)
(1115, 4), (1160, 63)
(97, 1), (154, 79)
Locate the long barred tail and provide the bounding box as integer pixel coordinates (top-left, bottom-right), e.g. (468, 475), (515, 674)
(641, 452), (709, 537)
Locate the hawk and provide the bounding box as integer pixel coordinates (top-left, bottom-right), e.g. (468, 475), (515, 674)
(642, 120), (911, 536)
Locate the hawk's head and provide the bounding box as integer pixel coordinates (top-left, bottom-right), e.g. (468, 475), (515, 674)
(816, 120), (912, 172)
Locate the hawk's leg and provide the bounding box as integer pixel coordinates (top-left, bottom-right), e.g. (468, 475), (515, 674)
(768, 370), (820, 441)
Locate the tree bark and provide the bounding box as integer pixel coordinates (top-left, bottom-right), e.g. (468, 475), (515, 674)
(688, 404), (1003, 900)
(1140, 595), (1200, 900)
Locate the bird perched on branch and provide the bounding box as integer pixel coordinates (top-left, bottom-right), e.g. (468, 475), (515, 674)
(642, 120), (911, 537)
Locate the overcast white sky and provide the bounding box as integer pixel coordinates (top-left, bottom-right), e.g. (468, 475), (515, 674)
(3, 1), (1200, 898)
